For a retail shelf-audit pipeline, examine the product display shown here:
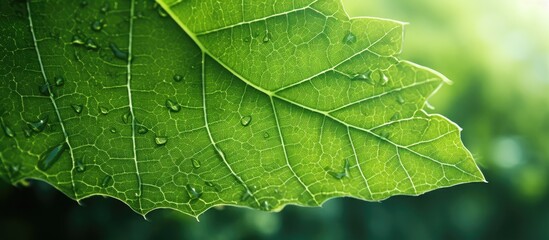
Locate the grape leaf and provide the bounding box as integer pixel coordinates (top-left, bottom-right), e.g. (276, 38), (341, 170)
(0, 0), (485, 218)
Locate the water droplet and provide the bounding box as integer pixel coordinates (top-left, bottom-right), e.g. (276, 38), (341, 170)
(157, 7), (168, 17)
(205, 181), (221, 192)
(192, 159), (201, 169)
(72, 104), (83, 114)
(137, 125), (148, 134)
(109, 43), (129, 62)
(328, 158), (350, 180)
(39, 83), (50, 96)
(28, 116), (48, 133)
(240, 115), (252, 126)
(263, 132), (269, 139)
(37, 142), (68, 171)
(380, 73), (389, 85)
(353, 71), (371, 81)
(100, 2), (109, 13)
(110, 127), (117, 133)
(344, 158), (350, 175)
(165, 99), (181, 113)
(243, 36), (251, 42)
(186, 184), (202, 200)
(263, 30), (271, 43)
(396, 95), (405, 104)
(85, 38), (98, 50)
(390, 113), (400, 121)
(343, 32), (357, 44)
(71, 34), (85, 45)
(155, 136), (167, 146)
(101, 175), (112, 188)
(134, 192), (141, 197)
(109, 43), (130, 62)
(76, 158), (86, 172)
(99, 106), (109, 115)
(91, 19), (104, 31)
(173, 74), (183, 82)
(121, 111), (130, 124)
(240, 189), (253, 201)
(261, 200), (271, 211)
(1, 122), (15, 138)
(80, 1), (88, 7)
(54, 76), (64, 86)
(328, 170), (346, 180)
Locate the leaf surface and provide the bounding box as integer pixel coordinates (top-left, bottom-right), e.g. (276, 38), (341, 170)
(0, 0), (484, 217)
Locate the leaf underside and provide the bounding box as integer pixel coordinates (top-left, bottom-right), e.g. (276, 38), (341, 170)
(0, 0), (484, 217)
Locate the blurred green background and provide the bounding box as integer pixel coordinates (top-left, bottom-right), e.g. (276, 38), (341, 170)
(1, 0), (548, 239)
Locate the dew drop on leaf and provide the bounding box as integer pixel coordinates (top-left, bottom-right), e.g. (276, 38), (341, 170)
(205, 181), (221, 192)
(263, 30), (271, 43)
(91, 19), (103, 31)
(101, 175), (112, 188)
(191, 159), (201, 169)
(85, 38), (98, 50)
(186, 184), (202, 200)
(28, 115), (48, 133)
(343, 32), (357, 44)
(54, 76), (64, 86)
(71, 34), (85, 45)
(109, 43), (129, 62)
(155, 136), (168, 146)
(37, 142), (67, 171)
(99, 106), (109, 115)
(100, 2), (109, 13)
(353, 71), (371, 81)
(76, 158), (86, 173)
(397, 94), (405, 104)
(137, 125), (148, 134)
(263, 132), (269, 139)
(165, 99), (181, 113)
(110, 127), (117, 133)
(173, 74), (183, 82)
(157, 7), (168, 17)
(328, 170), (346, 180)
(240, 115), (252, 126)
(71, 104), (83, 114)
(39, 83), (50, 96)
(122, 111), (131, 124)
(1, 121), (15, 138)
(380, 72), (390, 85)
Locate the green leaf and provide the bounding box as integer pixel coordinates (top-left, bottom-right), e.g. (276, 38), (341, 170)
(0, 0), (484, 217)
